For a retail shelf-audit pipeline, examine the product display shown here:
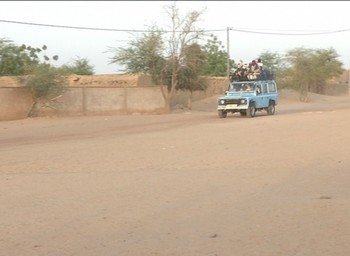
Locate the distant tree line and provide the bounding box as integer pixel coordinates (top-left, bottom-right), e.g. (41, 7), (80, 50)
(258, 48), (344, 101)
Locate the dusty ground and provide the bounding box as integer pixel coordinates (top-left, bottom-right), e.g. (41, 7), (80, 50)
(1, 89), (350, 256)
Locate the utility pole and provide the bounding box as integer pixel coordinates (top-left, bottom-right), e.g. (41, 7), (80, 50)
(226, 27), (231, 81)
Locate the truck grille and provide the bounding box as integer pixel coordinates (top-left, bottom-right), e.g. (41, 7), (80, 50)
(224, 99), (241, 104)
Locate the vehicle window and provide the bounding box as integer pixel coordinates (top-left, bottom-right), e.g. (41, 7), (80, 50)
(234, 83), (241, 91)
(231, 83), (254, 91)
(268, 82), (276, 93)
(261, 83), (267, 94)
(228, 83), (236, 91)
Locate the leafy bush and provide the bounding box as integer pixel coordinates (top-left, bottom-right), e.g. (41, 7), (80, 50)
(18, 64), (68, 117)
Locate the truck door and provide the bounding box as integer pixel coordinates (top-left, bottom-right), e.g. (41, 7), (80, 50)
(256, 82), (269, 108)
(267, 81), (278, 103)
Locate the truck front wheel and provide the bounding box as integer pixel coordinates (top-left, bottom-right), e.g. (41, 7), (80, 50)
(218, 110), (227, 118)
(247, 104), (256, 118)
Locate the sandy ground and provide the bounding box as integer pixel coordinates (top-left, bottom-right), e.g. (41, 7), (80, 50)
(1, 89), (350, 256)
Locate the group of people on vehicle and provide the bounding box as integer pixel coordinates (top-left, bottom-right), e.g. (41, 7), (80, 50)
(230, 59), (274, 82)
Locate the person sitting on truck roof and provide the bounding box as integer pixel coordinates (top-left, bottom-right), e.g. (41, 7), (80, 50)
(231, 61), (249, 81)
(247, 60), (261, 80)
(257, 58), (263, 71)
(257, 58), (270, 80)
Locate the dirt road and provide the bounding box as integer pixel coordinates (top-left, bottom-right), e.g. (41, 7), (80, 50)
(1, 92), (350, 256)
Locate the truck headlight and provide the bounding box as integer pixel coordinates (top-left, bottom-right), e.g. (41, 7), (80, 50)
(240, 99), (247, 104)
(219, 99), (225, 105)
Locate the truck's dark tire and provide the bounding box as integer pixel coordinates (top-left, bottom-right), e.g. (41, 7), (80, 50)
(246, 104), (256, 118)
(218, 110), (227, 118)
(267, 102), (275, 115)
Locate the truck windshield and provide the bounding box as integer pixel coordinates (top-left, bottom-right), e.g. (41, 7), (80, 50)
(229, 83), (256, 92)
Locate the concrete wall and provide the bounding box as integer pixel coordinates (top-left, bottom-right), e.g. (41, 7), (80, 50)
(0, 74), (228, 121)
(0, 87), (33, 120)
(0, 86), (169, 120)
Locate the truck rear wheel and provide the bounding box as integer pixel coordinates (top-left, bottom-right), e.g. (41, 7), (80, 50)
(267, 102), (275, 115)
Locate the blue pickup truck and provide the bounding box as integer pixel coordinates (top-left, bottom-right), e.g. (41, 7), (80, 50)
(217, 79), (278, 118)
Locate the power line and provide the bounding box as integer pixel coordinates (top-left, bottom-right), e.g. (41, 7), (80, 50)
(1, 19), (350, 36)
(0, 19), (225, 33)
(230, 27), (350, 36)
(0, 19), (151, 32)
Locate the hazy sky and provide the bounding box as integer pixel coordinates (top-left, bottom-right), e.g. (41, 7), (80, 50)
(1, 1), (350, 74)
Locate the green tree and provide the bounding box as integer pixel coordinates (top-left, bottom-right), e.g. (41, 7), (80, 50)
(18, 64), (68, 117)
(1, 38), (67, 116)
(0, 38), (66, 116)
(177, 43), (208, 109)
(107, 2), (205, 111)
(200, 34), (229, 76)
(60, 56), (95, 75)
(285, 47), (344, 101)
(0, 38), (57, 75)
(163, 1), (205, 110)
(108, 27), (165, 85)
(258, 50), (286, 75)
(258, 50), (289, 88)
